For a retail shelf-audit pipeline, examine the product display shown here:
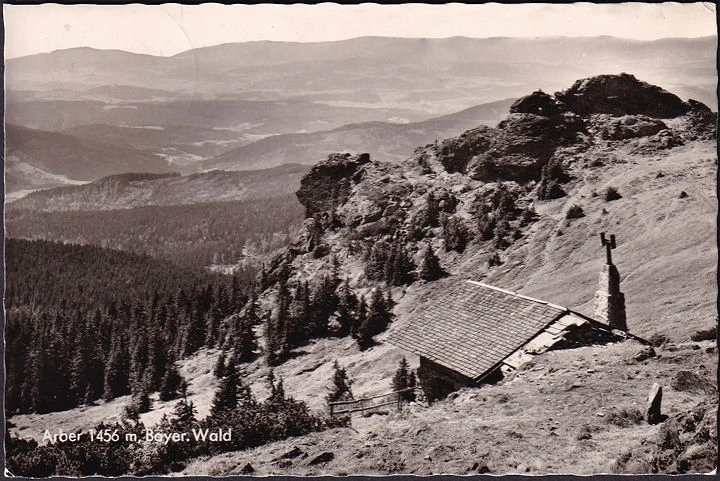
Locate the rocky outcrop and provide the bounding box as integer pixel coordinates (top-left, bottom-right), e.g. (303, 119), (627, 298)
(510, 90), (564, 117)
(296, 152), (371, 218)
(683, 99), (717, 140)
(466, 113), (584, 182)
(646, 383), (663, 424)
(436, 126), (495, 174)
(555, 73), (691, 118)
(599, 115), (668, 140)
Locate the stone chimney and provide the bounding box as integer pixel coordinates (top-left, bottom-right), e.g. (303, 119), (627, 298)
(594, 233), (627, 331)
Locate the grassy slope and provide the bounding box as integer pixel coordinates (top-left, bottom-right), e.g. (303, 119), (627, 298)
(488, 140), (717, 342)
(181, 341), (716, 475)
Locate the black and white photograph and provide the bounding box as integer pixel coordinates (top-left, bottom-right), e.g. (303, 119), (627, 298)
(3, 2), (718, 476)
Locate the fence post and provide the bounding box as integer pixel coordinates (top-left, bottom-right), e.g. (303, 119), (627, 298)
(330, 403), (334, 417)
(360, 399), (364, 416)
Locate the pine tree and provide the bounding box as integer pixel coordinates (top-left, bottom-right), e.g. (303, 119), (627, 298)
(130, 383), (152, 413)
(30, 346), (55, 413)
(327, 361), (353, 403)
(365, 240), (390, 281)
(236, 317), (257, 363)
(171, 398), (198, 431)
(103, 335), (130, 402)
(210, 362), (239, 417)
(265, 313), (280, 367)
(214, 352), (226, 378)
(368, 288), (392, 332)
(230, 275), (243, 313)
(288, 281), (311, 346)
(68, 344), (88, 405)
(419, 245), (447, 281)
(184, 304), (206, 356)
(129, 331), (149, 390)
(442, 215), (469, 253)
(385, 287), (396, 312)
(335, 279), (358, 337)
(145, 330), (168, 392)
(356, 289), (393, 350)
(392, 357), (409, 392)
(309, 276), (338, 339)
(266, 280), (291, 366)
(204, 302), (223, 348)
(385, 241), (416, 286)
(351, 296), (368, 340)
(159, 360), (185, 402)
(393, 357), (416, 401)
(424, 191), (441, 228)
(244, 292), (261, 326)
(267, 369), (286, 403)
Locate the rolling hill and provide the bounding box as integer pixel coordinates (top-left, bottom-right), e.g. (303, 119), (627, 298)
(4, 98), (424, 134)
(5, 124), (174, 193)
(7, 164), (309, 212)
(203, 98), (516, 171)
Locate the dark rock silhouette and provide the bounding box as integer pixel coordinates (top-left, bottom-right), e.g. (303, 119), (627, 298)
(646, 383), (664, 424)
(308, 452), (334, 465)
(555, 73), (691, 118)
(510, 90), (565, 117)
(297, 152), (371, 218)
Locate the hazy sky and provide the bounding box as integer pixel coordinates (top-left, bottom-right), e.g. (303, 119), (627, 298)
(4, 3), (717, 59)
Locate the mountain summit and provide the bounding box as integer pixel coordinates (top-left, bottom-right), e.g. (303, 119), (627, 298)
(259, 73), (715, 342)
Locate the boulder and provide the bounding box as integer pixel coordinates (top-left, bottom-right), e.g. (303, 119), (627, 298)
(683, 99), (717, 140)
(631, 346), (656, 363)
(600, 115), (668, 140)
(671, 370), (717, 395)
(510, 90), (565, 117)
(436, 126), (495, 174)
(279, 446), (305, 460)
(308, 452), (334, 465)
(646, 383), (663, 424)
(296, 152), (371, 218)
(466, 113), (581, 182)
(556, 73), (690, 118)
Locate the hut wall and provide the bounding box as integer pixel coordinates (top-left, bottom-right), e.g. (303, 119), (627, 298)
(417, 357), (474, 402)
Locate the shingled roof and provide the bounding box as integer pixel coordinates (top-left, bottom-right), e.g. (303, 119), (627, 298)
(387, 281), (569, 380)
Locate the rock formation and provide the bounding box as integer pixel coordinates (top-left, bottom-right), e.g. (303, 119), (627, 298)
(510, 90), (564, 117)
(555, 73), (691, 118)
(296, 152), (370, 218)
(646, 383), (663, 424)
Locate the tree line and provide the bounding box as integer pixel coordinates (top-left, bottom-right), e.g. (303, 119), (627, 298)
(5, 238), (252, 415)
(5, 194), (304, 269)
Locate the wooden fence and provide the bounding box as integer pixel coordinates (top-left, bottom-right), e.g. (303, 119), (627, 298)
(328, 387), (415, 417)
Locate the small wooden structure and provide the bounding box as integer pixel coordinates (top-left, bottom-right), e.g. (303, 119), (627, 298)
(388, 280), (632, 401)
(329, 388), (415, 417)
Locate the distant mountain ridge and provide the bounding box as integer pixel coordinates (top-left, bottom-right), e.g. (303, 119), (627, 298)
(5, 123), (174, 193)
(7, 164), (309, 212)
(7, 36), (716, 110)
(204, 98), (516, 171)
